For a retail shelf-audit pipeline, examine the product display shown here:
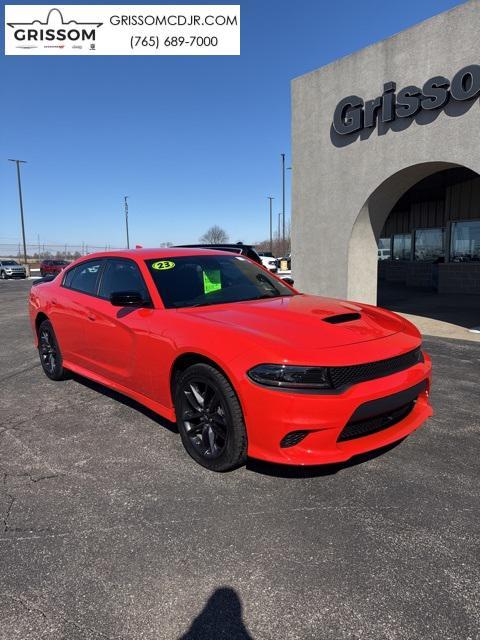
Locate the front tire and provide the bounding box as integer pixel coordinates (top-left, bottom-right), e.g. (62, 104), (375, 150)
(174, 363), (247, 471)
(37, 319), (67, 381)
(0, 271), (7, 280)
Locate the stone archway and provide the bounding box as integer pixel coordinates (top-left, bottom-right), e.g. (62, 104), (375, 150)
(346, 162), (465, 304)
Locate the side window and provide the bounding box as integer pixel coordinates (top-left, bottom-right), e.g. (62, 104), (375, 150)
(68, 260), (104, 296)
(63, 266), (77, 288)
(98, 259), (149, 300)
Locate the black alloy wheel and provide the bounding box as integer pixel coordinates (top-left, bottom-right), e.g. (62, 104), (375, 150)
(174, 363), (247, 471)
(38, 319), (67, 381)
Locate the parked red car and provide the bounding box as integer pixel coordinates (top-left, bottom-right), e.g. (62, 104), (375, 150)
(29, 249), (432, 471)
(39, 259), (70, 277)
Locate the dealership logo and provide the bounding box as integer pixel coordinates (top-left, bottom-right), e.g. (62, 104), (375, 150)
(7, 7), (102, 47)
(333, 65), (480, 135)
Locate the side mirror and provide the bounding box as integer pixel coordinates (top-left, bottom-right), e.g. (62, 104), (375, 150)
(110, 291), (145, 307)
(282, 277), (294, 286)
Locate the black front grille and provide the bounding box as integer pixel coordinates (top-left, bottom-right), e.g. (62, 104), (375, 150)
(329, 347), (423, 390)
(338, 401), (415, 442)
(280, 430), (310, 448)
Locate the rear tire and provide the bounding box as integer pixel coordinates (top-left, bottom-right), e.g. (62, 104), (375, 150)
(174, 363), (247, 471)
(37, 319), (67, 381)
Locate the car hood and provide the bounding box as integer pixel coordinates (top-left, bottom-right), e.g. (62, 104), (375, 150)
(182, 294), (406, 350)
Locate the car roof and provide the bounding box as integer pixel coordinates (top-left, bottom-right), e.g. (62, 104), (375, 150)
(70, 247), (243, 261)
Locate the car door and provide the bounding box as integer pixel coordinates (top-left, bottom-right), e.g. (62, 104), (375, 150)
(49, 258), (105, 365)
(80, 257), (154, 396)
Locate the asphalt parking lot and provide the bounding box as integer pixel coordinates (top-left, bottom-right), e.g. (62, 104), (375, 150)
(1, 279), (479, 640)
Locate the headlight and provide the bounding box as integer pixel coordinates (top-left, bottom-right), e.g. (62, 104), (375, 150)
(248, 364), (333, 389)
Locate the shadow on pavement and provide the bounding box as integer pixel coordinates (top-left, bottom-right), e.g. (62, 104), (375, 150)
(179, 587), (253, 639)
(68, 372), (179, 434)
(246, 439), (404, 478)
(378, 281), (480, 330)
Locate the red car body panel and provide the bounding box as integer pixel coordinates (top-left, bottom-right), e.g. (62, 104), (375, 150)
(29, 248), (433, 466)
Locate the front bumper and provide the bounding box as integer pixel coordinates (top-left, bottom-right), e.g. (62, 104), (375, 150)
(4, 270), (26, 278)
(239, 353), (432, 465)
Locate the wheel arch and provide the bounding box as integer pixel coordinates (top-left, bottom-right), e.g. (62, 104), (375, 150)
(35, 312), (49, 335)
(170, 352), (239, 407)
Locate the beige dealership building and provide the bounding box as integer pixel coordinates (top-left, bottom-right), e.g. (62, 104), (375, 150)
(292, 0), (480, 303)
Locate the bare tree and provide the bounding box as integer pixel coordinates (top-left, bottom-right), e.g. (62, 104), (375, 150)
(200, 225), (229, 244)
(254, 223), (291, 257)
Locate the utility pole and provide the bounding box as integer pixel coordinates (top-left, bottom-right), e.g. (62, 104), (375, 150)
(267, 196), (274, 254)
(124, 196), (130, 249)
(281, 153), (286, 255)
(287, 165), (292, 254)
(8, 159), (29, 275)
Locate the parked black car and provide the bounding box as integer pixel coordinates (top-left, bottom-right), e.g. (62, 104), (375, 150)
(175, 244), (294, 285)
(175, 243), (263, 265)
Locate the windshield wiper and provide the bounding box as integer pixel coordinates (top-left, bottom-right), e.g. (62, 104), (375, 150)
(253, 293), (279, 300)
(186, 299), (224, 308)
(181, 293), (289, 308)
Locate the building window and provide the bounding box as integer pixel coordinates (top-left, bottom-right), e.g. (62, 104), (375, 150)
(414, 228), (445, 261)
(377, 238), (391, 260)
(451, 220), (480, 262)
(392, 234), (411, 260)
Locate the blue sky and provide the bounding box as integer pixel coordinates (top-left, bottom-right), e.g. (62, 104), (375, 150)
(0, 0), (463, 249)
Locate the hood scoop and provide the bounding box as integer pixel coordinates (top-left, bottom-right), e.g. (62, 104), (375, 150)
(323, 312), (361, 324)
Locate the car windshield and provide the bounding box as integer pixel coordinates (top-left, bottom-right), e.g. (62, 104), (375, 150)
(2, 261), (18, 266)
(146, 255), (295, 309)
(53, 260), (67, 265)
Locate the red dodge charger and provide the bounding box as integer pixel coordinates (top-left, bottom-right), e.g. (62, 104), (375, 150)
(29, 248), (432, 471)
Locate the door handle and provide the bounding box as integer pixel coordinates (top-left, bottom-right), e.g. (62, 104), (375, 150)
(87, 313), (96, 321)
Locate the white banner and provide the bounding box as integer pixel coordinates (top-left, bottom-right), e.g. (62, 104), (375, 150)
(4, 5), (240, 55)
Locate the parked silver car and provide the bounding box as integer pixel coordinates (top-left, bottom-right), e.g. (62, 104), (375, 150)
(0, 260), (27, 279)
